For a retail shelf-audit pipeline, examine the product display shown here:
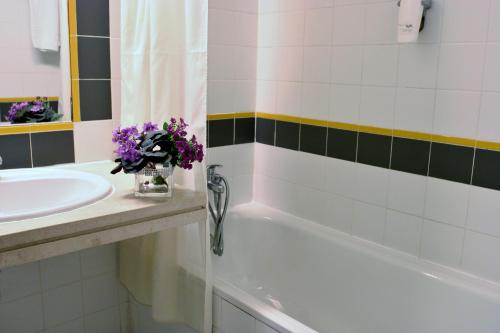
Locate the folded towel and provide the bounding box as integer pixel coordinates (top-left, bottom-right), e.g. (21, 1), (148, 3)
(29, 0), (60, 52)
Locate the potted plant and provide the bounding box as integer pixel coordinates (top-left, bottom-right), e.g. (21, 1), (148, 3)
(6, 97), (62, 123)
(111, 118), (204, 198)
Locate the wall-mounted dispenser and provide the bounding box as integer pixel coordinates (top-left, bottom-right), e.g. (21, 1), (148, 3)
(397, 0), (432, 43)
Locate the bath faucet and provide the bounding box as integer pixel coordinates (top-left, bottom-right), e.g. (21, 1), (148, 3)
(207, 164), (230, 256)
(0, 155), (2, 167)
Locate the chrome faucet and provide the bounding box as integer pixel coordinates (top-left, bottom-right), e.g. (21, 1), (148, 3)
(0, 155), (3, 167)
(207, 164), (230, 256)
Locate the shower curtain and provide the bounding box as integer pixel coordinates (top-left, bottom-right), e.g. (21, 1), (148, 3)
(119, 1), (211, 332)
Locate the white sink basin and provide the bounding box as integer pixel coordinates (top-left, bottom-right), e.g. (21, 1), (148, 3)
(0, 168), (113, 222)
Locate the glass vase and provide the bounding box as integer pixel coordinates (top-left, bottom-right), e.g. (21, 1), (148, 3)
(134, 163), (173, 198)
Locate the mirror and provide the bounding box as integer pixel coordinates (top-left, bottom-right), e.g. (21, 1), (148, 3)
(0, 0), (71, 126)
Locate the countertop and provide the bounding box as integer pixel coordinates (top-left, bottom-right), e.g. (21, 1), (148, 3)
(0, 161), (207, 253)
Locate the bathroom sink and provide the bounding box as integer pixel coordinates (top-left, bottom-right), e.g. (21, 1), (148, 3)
(0, 168), (113, 222)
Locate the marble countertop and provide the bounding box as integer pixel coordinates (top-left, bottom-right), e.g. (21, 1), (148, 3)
(0, 161), (207, 252)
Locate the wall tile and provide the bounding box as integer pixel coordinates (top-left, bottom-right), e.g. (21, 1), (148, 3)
(359, 86), (395, 128)
(74, 120), (114, 163)
(79, 80), (112, 121)
(330, 46), (363, 84)
(477, 92), (500, 142)
(276, 47), (303, 81)
(391, 137), (430, 176)
(233, 47), (257, 80)
(384, 210), (422, 256)
(303, 47), (331, 83)
(354, 163), (389, 207)
(233, 80), (256, 112)
(0, 134), (31, 169)
(352, 201), (386, 243)
(387, 171), (427, 216)
(304, 8), (333, 46)
(302, 83), (330, 120)
(467, 186), (500, 237)
(256, 118), (275, 145)
(462, 231), (500, 282)
(325, 193), (354, 234)
(437, 44), (485, 91)
(255, 81), (277, 113)
(235, 118), (255, 145)
(0, 262), (40, 303)
(0, 294), (44, 333)
(325, 157), (357, 198)
(441, 0), (490, 42)
(329, 84), (361, 124)
(483, 43), (500, 92)
(275, 121), (299, 150)
(77, 37), (111, 79)
(299, 124), (327, 156)
(277, 11), (304, 46)
(420, 220), (464, 268)
(364, 2), (398, 44)
(208, 9), (236, 45)
(398, 44), (439, 89)
(208, 81), (235, 115)
(46, 318), (84, 333)
(362, 45), (398, 86)
(294, 187), (328, 224)
(332, 4), (365, 45)
(40, 253), (81, 290)
(428, 143), (474, 184)
(357, 132), (391, 168)
(433, 90), (481, 139)
(80, 244), (117, 279)
(208, 46), (235, 80)
(472, 149), (500, 191)
(424, 178), (470, 227)
(76, 0), (110, 37)
(31, 131), (75, 167)
(43, 282), (83, 328)
(327, 128), (357, 162)
(276, 81), (302, 117)
(394, 87), (435, 133)
(84, 306), (121, 333)
(82, 273), (118, 314)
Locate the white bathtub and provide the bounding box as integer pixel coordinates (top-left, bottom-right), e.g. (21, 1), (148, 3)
(213, 203), (500, 333)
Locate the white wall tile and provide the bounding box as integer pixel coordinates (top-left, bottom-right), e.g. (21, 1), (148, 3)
(0, 73), (23, 97)
(43, 282), (83, 328)
(233, 80), (257, 112)
(0, 294), (44, 333)
(110, 38), (121, 80)
(304, 8), (334, 46)
(324, 157), (357, 198)
(437, 44), (485, 91)
(332, 4), (365, 45)
(233, 47), (257, 80)
(234, 12), (258, 46)
(387, 171), (427, 217)
(325, 193), (355, 234)
(303, 46), (331, 83)
(364, 2), (398, 44)
(398, 44), (439, 89)
(258, 14), (280, 47)
(362, 45), (399, 86)
(462, 231), (500, 282)
(0, 262), (41, 303)
(276, 81), (302, 117)
(483, 43), (500, 92)
(354, 164), (389, 207)
(331, 46), (363, 84)
(489, 0), (500, 42)
(477, 92), (500, 142)
(302, 83), (330, 120)
(394, 88), (435, 133)
(330, 84), (361, 124)
(420, 220), (465, 267)
(84, 307), (121, 333)
(220, 300), (255, 333)
(208, 9), (236, 45)
(359, 86), (396, 128)
(257, 47), (279, 80)
(82, 273), (118, 314)
(352, 201), (386, 243)
(467, 186), (500, 238)
(46, 318), (84, 333)
(384, 210), (422, 256)
(208, 45), (235, 80)
(424, 178), (470, 227)
(433, 90), (481, 138)
(277, 11), (304, 46)
(256, 80), (277, 113)
(74, 120), (115, 163)
(441, 0), (490, 42)
(208, 80), (235, 114)
(80, 244), (117, 279)
(276, 46), (303, 81)
(294, 187), (328, 224)
(40, 253), (81, 290)
(109, 0), (120, 38)
(280, 0), (305, 12)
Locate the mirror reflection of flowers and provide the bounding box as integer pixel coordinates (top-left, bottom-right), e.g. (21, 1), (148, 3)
(111, 118), (204, 174)
(6, 97), (62, 123)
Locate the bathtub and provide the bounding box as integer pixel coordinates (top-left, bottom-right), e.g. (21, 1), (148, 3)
(212, 203), (500, 333)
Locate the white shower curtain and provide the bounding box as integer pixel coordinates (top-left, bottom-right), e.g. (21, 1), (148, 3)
(119, 1), (211, 332)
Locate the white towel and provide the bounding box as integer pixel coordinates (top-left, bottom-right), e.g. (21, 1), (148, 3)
(29, 0), (60, 52)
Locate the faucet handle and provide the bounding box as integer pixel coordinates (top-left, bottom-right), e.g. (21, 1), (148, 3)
(207, 164), (223, 178)
(0, 155), (3, 167)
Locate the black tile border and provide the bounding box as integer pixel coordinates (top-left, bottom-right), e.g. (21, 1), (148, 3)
(208, 116), (500, 193)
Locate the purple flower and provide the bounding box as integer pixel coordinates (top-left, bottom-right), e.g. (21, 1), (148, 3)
(112, 125), (141, 162)
(142, 122), (158, 133)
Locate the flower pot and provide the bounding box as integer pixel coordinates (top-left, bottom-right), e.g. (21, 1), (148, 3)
(134, 163), (173, 198)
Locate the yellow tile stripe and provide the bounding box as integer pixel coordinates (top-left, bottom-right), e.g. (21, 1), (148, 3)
(68, 0), (81, 122)
(0, 97), (59, 103)
(0, 122), (74, 136)
(210, 112), (500, 152)
(207, 112), (255, 121)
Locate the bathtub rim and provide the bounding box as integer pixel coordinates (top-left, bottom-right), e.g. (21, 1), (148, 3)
(214, 277), (318, 333)
(226, 202), (500, 303)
